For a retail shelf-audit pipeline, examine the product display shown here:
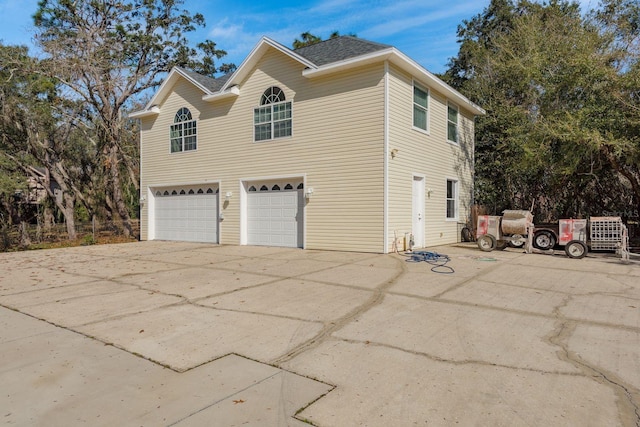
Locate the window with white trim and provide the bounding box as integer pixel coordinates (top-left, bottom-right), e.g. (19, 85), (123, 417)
(170, 107), (197, 153)
(413, 83), (429, 131)
(446, 179), (458, 219)
(447, 103), (459, 144)
(254, 87), (292, 141)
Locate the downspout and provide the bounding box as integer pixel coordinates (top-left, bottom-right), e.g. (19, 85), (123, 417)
(383, 61), (390, 254)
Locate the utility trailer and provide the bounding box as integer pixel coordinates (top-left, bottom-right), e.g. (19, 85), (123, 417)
(477, 213), (630, 261)
(476, 210), (534, 252)
(559, 217), (630, 261)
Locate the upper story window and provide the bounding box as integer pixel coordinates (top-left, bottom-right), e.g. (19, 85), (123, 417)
(170, 107), (197, 153)
(446, 179), (458, 220)
(254, 86), (292, 142)
(447, 103), (459, 144)
(413, 83), (429, 132)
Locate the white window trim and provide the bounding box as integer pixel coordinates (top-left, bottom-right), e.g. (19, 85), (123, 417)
(412, 80), (430, 135)
(170, 108), (198, 154)
(447, 101), (459, 145)
(445, 178), (459, 221)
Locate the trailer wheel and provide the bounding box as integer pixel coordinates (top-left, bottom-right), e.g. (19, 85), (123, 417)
(507, 234), (525, 248)
(477, 235), (497, 252)
(565, 240), (587, 259)
(533, 230), (556, 250)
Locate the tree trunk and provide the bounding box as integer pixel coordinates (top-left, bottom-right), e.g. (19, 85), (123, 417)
(20, 221), (31, 247)
(62, 192), (77, 240)
(108, 144), (133, 237)
(43, 205), (55, 230)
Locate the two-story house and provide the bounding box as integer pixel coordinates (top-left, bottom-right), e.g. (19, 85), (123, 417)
(131, 36), (484, 253)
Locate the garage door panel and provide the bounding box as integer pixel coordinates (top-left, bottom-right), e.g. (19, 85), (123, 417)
(247, 186), (302, 248)
(154, 187), (218, 243)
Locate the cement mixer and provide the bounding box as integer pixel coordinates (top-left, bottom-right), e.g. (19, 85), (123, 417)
(476, 210), (534, 252)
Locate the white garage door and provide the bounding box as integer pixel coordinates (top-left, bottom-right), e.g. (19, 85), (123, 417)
(153, 186), (218, 243)
(247, 182), (303, 248)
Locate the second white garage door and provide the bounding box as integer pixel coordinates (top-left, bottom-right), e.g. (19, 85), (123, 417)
(247, 182), (303, 248)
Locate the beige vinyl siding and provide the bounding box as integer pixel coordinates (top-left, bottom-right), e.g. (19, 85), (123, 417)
(386, 64), (474, 251)
(140, 48), (386, 252)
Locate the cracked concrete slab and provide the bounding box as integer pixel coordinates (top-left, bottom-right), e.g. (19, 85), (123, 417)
(1, 242), (639, 426)
(1, 307), (330, 427)
(568, 324), (640, 391)
(438, 280), (570, 315)
(561, 293), (640, 328)
(0, 267), (99, 293)
(333, 294), (581, 373)
(299, 263), (399, 289)
(213, 257), (341, 277)
(14, 288), (183, 327)
(284, 340), (622, 427)
(75, 304), (323, 371)
(198, 278), (373, 322)
(0, 281), (135, 308)
(117, 267), (276, 300)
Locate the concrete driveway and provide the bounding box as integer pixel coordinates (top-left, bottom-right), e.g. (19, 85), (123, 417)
(1, 242), (639, 426)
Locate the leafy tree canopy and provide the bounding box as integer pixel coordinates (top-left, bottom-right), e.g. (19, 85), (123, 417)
(443, 0), (640, 221)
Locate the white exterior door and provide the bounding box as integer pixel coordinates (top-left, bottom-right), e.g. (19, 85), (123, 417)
(412, 176), (425, 248)
(153, 186), (218, 243)
(247, 182), (303, 248)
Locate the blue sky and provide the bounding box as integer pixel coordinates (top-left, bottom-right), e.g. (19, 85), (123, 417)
(0, 0), (597, 74)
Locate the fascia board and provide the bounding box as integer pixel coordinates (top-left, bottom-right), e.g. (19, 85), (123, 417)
(302, 48), (395, 78)
(129, 105), (160, 119)
(202, 86), (240, 102)
(220, 36), (317, 91)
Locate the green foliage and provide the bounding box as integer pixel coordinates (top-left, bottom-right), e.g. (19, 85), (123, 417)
(292, 31), (354, 49)
(444, 0), (640, 220)
(30, 0), (233, 235)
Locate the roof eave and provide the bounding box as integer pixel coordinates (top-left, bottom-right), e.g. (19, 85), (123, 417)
(302, 48), (395, 78)
(202, 85), (240, 102)
(129, 105), (160, 119)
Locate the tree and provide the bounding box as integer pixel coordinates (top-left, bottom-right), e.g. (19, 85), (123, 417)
(0, 43), (91, 239)
(292, 31), (352, 49)
(444, 0), (640, 219)
(32, 0), (234, 236)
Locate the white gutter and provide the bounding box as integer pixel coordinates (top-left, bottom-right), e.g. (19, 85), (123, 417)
(202, 86), (240, 102)
(129, 105), (160, 119)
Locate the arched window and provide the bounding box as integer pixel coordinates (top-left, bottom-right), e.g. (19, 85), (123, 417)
(170, 107), (197, 153)
(254, 86), (292, 142)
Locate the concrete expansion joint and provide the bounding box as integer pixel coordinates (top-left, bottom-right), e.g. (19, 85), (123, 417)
(271, 255), (408, 366)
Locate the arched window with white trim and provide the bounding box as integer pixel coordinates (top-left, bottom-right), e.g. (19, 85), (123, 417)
(254, 87), (292, 142)
(170, 107), (197, 152)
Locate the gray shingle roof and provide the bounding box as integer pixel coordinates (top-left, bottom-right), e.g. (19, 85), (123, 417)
(176, 67), (231, 92)
(176, 36), (392, 93)
(294, 36), (392, 66)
